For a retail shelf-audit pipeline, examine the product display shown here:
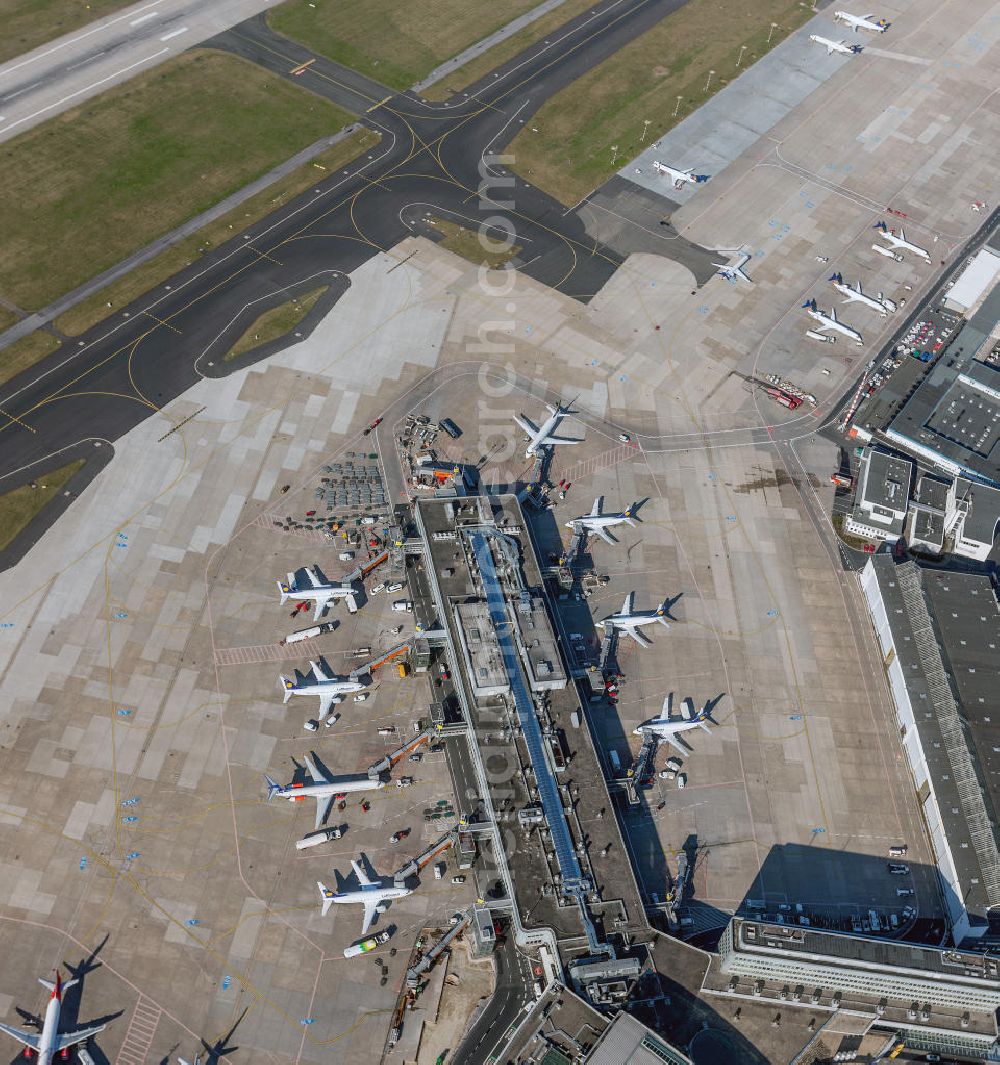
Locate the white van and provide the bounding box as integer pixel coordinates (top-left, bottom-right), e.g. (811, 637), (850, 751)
(391, 600), (412, 613)
(434, 863), (445, 880)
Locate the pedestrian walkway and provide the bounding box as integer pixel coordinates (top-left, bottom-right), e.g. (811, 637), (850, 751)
(115, 996), (162, 1065)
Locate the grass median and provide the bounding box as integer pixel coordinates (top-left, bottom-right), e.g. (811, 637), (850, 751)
(0, 49), (352, 315)
(506, 0), (812, 205)
(54, 127), (381, 338)
(0, 0), (134, 65)
(0, 332), (61, 390)
(224, 285), (329, 361)
(429, 217), (521, 269)
(0, 458), (84, 553)
(421, 0), (595, 102)
(269, 0), (543, 90)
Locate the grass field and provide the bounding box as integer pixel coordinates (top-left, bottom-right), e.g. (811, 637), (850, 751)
(0, 307), (17, 334)
(421, 0), (595, 102)
(0, 331), (60, 389)
(269, 0), (542, 91)
(0, 458), (83, 553)
(506, 0), (812, 205)
(55, 128), (381, 338)
(0, 49), (351, 314)
(224, 285), (329, 361)
(0, 0), (133, 65)
(430, 217), (521, 269)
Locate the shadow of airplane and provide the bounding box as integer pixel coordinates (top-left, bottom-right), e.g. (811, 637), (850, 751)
(177, 1007), (246, 1065)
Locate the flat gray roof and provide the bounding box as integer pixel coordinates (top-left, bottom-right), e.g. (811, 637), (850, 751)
(867, 556), (1000, 920)
(858, 449), (913, 513)
(887, 317), (1000, 487)
(736, 918), (1000, 984)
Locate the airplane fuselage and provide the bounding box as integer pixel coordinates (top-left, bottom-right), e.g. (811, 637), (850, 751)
(607, 611), (665, 632)
(875, 227), (931, 262)
(834, 11), (887, 32)
(325, 885), (409, 911)
(284, 677), (364, 702)
(833, 280), (889, 315)
(806, 307), (863, 344)
(567, 513), (629, 534)
(652, 161), (697, 187)
(35, 993), (62, 1065)
(809, 34), (857, 55)
(275, 777), (383, 803)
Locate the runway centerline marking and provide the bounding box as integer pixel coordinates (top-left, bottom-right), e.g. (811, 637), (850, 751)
(159, 27), (188, 42)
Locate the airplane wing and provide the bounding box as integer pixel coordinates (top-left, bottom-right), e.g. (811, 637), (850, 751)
(666, 734), (693, 755)
(513, 414), (539, 436)
(351, 858), (375, 887)
(312, 595), (331, 623)
(57, 1025), (107, 1051)
(0, 1025), (39, 1051)
(305, 568), (323, 589)
(311, 659), (329, 682)
(839, 291), (862, 304)
(303, 753), (328, 784)
(594, 527), (617, 546)
(661, 692), (673, 716)
(625, 627), (652, 648)
(314, 794), (334, 832)
(812, 321), (831, 332)
(543, 433), (584, 446)
(622, 592), (635, 615)
(360, 897), (379, 936)
(317, 692), (338, 720)
(590, 497), (602, 517)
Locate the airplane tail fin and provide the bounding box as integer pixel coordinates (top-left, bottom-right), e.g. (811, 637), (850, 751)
(828, 272), (842, 283)
(277, 579), (291, 606)
(38, 975), (77, 998)
(280, 676), (294, 703)
(872, 220), (887, 231)
(802, 298), (816, 310)
(264, 774), (281, 801)
(318, 882), (335, 917)
(625, 504), (641, 526)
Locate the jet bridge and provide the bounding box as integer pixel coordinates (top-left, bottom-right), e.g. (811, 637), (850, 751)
(345, 548), (389, 583)
(367, 729), (432, 778)
(393, 831), (454, 885)
(406, 909), (471, 989)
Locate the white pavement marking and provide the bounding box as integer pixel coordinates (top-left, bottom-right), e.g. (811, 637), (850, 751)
(130, 11), (159, 25)
(0, 49), (169, 137)
(861, 46), (933, 65)
(159, 26), (188, 41)
(0, 0), (162, 79)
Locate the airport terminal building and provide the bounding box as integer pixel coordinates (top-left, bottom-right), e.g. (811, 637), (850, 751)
(860, 554), (1000, 945)
(704, 918), (1000, 1060)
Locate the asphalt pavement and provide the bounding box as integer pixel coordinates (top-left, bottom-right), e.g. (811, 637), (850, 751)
(0, 0), (712, 490)
(0, 0), (279, 144)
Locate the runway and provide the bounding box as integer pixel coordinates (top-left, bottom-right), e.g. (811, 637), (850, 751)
(0, 0), (715, 491)
(0, 0), (280, 145)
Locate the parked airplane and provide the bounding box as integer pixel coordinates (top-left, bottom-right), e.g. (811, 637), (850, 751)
(279, 657), (367, 720)
(802, 299), (864, 345)
(318, 857), (411, 934)
(714, 251), (753, 284)
(277, 565), (359, 620)
(0, 972), (107, 1065)
(603, 591), (674, 647)
(829, 273), (896, 314)
(634, 693), (718, 754)
(808, 34), (861, 55)
(652, 161), (709, 189)
(872, 221), (931, 262)
(566, 497), (641, 544)
(265, 753), (384, 830)
(834, 10), (889, 32)
(514, 402), (583, 459)
(872, 242), (904, 262)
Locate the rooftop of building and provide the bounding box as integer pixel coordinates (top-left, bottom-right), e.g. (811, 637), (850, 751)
(729, 917), (1000, 984)
(914, 473), (950, 511)
(887, 298), (1000, 486)
(454, 601), (508, 695)
(858, 448), (914, 515)
(954, 477), (1000, 547)
(584, 1011), (692, 1065)
(863, 555), (1000, 921)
